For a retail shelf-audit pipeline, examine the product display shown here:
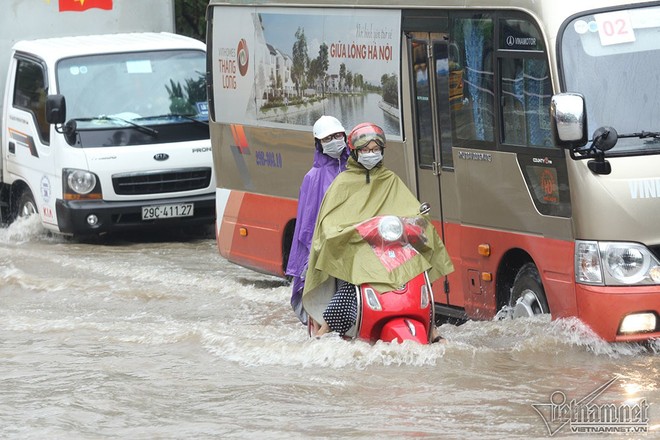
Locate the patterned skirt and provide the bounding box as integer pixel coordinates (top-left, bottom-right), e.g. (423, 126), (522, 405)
(323, 280), (357, 335)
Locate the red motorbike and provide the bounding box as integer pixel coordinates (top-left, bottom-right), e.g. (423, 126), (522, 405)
(313, 204), (435, 344)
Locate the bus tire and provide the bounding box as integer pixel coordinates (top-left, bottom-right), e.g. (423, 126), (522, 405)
(509, 263), (549, 318)
(16, 189), (38, 219)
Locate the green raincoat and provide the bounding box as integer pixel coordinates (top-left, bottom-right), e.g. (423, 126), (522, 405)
(302, 158), (454, 325)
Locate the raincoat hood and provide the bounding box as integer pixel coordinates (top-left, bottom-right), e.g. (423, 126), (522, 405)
(302, 160), (454, 323)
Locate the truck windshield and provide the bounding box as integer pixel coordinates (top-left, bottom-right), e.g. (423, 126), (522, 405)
(560, 5), (660, 155)
(57, 50), (207, 130)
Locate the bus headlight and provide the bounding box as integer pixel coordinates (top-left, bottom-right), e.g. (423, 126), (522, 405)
(576, 240), (660, 285)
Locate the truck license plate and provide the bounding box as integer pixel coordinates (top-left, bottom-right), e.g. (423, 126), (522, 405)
(141, 203), (194, 220)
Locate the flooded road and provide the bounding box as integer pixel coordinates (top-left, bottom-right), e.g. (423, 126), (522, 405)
(1, 216), (658, 439)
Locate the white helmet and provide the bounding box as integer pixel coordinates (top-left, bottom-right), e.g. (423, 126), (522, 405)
(313, 115), (345, 140)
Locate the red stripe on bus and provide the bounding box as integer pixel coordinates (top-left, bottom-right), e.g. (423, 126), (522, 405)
(218, 191), (297, 276)
(439, 222), (576, 319)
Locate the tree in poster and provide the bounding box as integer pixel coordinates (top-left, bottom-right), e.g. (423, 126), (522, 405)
(291, 28), (309, 97)
(318, 43), (329, 96)
(339, 63), (346, 91)
(381, 73), (399, 108)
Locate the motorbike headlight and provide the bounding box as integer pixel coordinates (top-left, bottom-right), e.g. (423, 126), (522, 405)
(378, 216), (404, 242)
(576, 240), (660, 285)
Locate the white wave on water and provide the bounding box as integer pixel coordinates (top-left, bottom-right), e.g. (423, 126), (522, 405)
(198, 311), (657, 371)
(0, 215), (61, 244)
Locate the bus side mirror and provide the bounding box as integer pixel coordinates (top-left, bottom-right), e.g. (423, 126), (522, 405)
(46, 94), (67, 125)
(550, 93), (588, 149)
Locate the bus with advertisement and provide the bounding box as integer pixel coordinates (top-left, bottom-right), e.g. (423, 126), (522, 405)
(206, 0), (660, 342)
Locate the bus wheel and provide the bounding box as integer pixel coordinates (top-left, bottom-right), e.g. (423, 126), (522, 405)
(509, 263), (549, 318)
(16, 189), (38, 219)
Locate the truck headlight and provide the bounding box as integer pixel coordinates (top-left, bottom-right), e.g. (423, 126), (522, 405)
(576, 240), (660, 285)
(63, 169), (101, 200)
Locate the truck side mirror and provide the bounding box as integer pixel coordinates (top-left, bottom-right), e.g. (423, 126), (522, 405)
(550, 93), (588, 149)
(46, 94), (66, 125)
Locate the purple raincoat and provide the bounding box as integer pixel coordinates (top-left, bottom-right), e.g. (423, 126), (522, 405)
(286, 144), (349, 324)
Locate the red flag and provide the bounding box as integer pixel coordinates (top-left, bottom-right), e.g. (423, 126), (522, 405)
(59, 0), (113, 12)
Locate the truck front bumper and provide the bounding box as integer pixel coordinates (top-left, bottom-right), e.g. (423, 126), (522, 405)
(55, 193), (215, 235)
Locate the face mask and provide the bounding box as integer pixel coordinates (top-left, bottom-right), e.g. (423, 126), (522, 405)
(322, 139), (346, 159)
(357, 151), (383, 170)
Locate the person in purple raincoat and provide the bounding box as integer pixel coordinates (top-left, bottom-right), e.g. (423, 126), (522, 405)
(286, 115), (349, 325)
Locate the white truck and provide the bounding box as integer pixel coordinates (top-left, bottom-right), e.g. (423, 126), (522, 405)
(0, 0), (215, 236)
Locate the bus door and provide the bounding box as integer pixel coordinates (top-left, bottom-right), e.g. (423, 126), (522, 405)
(406, 30), (459, 307)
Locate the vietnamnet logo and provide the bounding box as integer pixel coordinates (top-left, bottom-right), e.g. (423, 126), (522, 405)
(532, 376), (650, 436)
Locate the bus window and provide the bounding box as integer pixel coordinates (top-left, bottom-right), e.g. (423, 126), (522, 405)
(499, 17), (553, 148)
(449, 15), (494, 145)
(434, 40), (455, 169)
(500, 58), (552, 147)
(412, 40), (434, 168)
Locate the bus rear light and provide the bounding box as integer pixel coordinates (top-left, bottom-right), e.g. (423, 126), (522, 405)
(619, 313), (657, 334)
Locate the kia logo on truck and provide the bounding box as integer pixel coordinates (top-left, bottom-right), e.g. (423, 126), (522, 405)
(154, 153), (169, 161)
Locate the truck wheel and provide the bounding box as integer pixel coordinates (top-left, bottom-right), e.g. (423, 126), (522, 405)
(509, 263), (549, 318)
(16, 190), (38, 219)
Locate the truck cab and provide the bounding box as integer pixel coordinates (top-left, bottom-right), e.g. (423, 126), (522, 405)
(1, 32), (214, 235)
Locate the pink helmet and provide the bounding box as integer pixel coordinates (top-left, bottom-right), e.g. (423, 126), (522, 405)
(347, 122), (386, 151)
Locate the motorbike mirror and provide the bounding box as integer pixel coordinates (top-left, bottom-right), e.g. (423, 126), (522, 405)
(419, 202), (430, 215)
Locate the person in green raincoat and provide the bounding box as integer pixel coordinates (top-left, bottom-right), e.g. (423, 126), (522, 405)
(302, 122), (454, 339)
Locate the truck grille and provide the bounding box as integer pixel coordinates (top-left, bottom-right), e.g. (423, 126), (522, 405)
(112, 168), (212, 195)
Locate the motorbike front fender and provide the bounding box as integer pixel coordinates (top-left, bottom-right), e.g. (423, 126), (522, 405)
(380, 317), (428, 344)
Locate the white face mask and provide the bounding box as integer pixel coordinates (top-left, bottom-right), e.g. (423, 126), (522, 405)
(357, 151), (383, 170)
(321, 139), (346, 159)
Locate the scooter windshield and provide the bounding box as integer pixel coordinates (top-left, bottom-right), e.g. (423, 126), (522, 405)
(354, 215), (430, 272)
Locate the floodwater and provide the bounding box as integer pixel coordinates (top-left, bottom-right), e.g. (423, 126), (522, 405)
(1, 216), (658, 439)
